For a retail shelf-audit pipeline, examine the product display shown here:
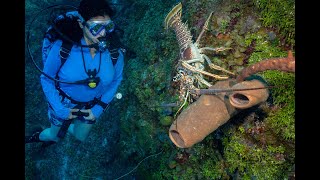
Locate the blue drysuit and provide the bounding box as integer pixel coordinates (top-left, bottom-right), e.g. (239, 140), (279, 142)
(40, 38), (124, 121)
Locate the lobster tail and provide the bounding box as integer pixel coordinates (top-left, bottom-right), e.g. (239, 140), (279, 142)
(164, 2), (193, 56)
(164, 2), (182, 30)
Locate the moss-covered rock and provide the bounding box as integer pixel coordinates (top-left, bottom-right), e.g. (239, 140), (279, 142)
(160, 116), (173, 126)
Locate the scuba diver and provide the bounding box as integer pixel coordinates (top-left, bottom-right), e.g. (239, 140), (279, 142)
(25, 0), (125, 145)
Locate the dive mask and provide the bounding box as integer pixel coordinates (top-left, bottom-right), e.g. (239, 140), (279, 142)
(86, 20), (115, 36)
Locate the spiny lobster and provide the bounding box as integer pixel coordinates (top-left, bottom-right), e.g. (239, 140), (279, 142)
(164, 2), (234, 115)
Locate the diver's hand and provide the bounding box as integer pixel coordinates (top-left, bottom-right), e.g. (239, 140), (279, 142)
(80, 109), (96, 121)
(68, 108), (80, 119)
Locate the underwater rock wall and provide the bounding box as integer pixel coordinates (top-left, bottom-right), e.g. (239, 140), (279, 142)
(25, 0), (295, 179)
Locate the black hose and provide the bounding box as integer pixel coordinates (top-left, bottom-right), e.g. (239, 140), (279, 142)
(26, 4), (86, 84)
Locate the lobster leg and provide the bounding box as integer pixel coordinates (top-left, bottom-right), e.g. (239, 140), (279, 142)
(202, 54), (235, 75)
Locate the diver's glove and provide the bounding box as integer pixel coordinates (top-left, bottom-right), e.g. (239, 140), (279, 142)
(79, 109), (96, 121)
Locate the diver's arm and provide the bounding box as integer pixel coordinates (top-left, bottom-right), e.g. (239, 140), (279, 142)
(40, 40), (71, 120)
(91, 50), (124, 118)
